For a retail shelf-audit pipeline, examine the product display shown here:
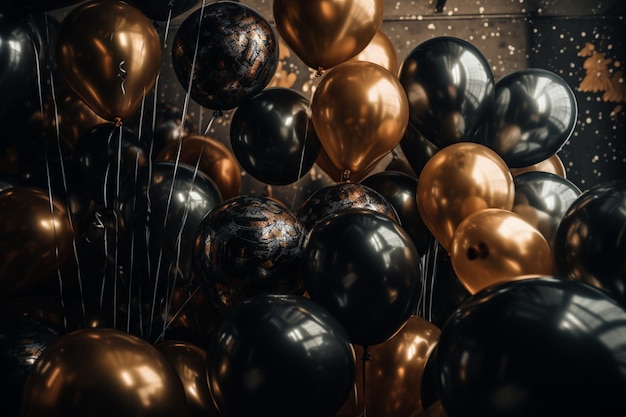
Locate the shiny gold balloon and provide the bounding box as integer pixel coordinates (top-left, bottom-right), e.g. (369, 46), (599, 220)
(21, 328), (189, 417)
(510, 154), (567, 178)
(273, 0), (384, 71)
(350, 29), (398, 73)
(156, 341), (220, 417)
(156, 135), (242, 200)
(417, 142), (515, 251)
(56, 0), (162, 122)
(0, 187), (75, 299)
(311, 61), (409, 179)
(449, 209), (555, 294)
(315, 146), (372, 183)
(354, 316), (441, 417)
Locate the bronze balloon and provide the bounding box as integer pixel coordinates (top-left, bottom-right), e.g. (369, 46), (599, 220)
(417, 142), (515, 251)
(510, 154), (567, 178)
(350, 29), (398, 73)
(56, 0), (162, 122)
(315, 146), (372, 183)
(0, 187), (75, 299)
(21, 328), (189, 417)
(449, 209), (555, 294)
(311, 61), (409, 179)
(156, 135), (242, 200)
(354, 315), (441, 417)
(273, 0), (384, 71)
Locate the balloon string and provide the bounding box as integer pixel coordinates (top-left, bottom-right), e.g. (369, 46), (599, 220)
(428, 240), (440, 322)
(163, 9), (172, 49)
(203, 112), (222, 136)
(361, 346), (371, 417)
(289, 96), (313, 211)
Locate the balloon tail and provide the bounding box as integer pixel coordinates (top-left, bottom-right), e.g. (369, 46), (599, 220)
(203, 111), (222, 136)
(342, 169), (351, 182)
(316, 66), (325, 77)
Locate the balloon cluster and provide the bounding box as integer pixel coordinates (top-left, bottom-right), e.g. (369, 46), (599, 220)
(1, 1), (626, 417)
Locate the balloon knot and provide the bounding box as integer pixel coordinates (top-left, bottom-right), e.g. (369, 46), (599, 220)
(362, 348), (372, 361)
(213, 110), (223, 118)
(316, 66), (325, 77)
(342, 169), (351, 182)
(114, 117), (123, 127)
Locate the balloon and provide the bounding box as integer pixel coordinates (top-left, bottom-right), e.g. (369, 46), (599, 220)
(192, 196), (307, 313)
(349, 29), (398, 73)
(0, 187), (75, 300)
(361, 171), (432, 254)
(206, 294), (356, 417)
(449, 209), (555, 294)
(510, 153), (567, 178)
(0, 316), (61, 417)
(311, 61), (409, 178)
(297, 182), (399, 232)
(400, 123), (440, 178)
(172, 1), (278, 111)
(130, 0), (201, 21)
(56, 0), (162, 122)
(354, 315), (441, 417)
(302, 209), (422, 346)
(157, 135), (242, 200)
(476, 68), (577, 168)
(273, 0), (384, 71)
(21, 328), (189, 417)
(436, 276), (626, 417)
(554, 180), (626, 307)
(417, 142), (515, 251)
(314, 146), (371, 183)
(0, 170), (20, 193)
(155, 341), (220, 417)
(398, 36), (494, 148)
(512, 171), (581, 248)
(230, 87), (321, 185)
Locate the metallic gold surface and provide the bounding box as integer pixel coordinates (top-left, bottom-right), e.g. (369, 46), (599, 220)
(350, 29), (398, 73)
(510, 154), (567, 178)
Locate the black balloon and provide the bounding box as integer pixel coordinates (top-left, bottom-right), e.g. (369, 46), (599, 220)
(476, 68), (577, 168)
(554, 180), (626, 307)
(436, 276), (626, 417)
(361, 171), (432, 254)
(297, 182), (399, 232)
(400, 122), (440, 178)
(0, 170), (19, 193)
(398, 36), (494, 148)
(230, 87), (321, 185)
(129, 0), (200, 21)
(193, 196), (306, 313)
(3, 0), (81, 14)
(171, 1), (279, 111)
(302, 209), (422, 347)
(206, 294), (355, 417)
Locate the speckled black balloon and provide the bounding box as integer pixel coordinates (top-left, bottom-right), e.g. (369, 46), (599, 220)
(171, 1), (279, 111)
(193, 196), (306, 312)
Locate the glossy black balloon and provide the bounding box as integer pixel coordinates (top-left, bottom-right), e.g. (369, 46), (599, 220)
(436, 276), (626, 417)
(476, 68), (577, 168)
(129, 0), (200, 21)
(72, 122), (148, 206)
(554, 180), (626, 307)
(398, 36), (494, 148)
(207, 294), (355, 417)
(0, 316), (60, 417)
(361, 171), (432, 254)
(172, 1), (279, 111)
(297, 182), (399, 232)
(193, 196), (306, 313)
(230, 87), (321, 185)
(302, 209), (422, 347)
(400, 122), (440, 178)
(512, 171), (581, 248)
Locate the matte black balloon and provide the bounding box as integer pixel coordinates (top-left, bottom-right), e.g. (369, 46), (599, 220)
(554, 180), (626, 307)
(398, 36), (494, 148)
(476, 68), (577, 168)
(0, 316), (60, 417)
(297, 182), (399, 232)
(512, 171), (581, 248)
(193, 196), (306, 313)
(172, 1), (279, 111)
(302, 209), (422, 347)
(129, 0), (201, 21)
(230, 87), (321, 185)
(361, 171), (432, 254)
(436, 276), (626, 417)
(400, 122), (440, 178)
(207, 294), (355, 417)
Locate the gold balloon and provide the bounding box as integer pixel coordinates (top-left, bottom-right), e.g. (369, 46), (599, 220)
(350, 29), (398, 73)
(315, 146), (371, 183)
(156, 135), (242, 200)
(56, 0), (162, 122)
(449, 208), (555, 294)
(354, 316), (441, 417)
(510, 154), (567, 178)
(21, 328), (189, 417)
(273, 0), (384, 71)
(0, 187), (75, 299)
(156, 341), (220, 417)
(417, 142), (515, 251)
(311, 61), (409, 179)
